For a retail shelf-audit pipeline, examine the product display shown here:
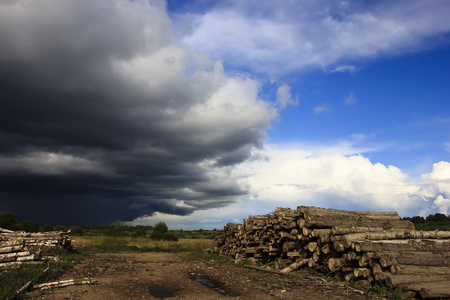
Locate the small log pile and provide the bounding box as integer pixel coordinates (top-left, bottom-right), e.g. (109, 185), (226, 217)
(34, 278), (98, 290)
(209, 206), (450, 299)
(0, 227), (72, 271)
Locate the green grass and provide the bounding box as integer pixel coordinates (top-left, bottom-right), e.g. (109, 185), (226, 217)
(264, 278), (282, 286)
(73, 236), (213, 253)
(330, 276), (405, 300)
(0, 252), (84, 300)
(362, 283), (405, 300)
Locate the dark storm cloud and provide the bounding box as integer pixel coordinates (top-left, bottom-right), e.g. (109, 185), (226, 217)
(0, 0), (275, 225)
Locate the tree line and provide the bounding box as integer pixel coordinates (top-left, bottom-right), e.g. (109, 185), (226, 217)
(402, 213), (450, 230)
(0, 212), (221, 240)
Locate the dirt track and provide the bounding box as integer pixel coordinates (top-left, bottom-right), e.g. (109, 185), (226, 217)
(28, 253), (385, 299)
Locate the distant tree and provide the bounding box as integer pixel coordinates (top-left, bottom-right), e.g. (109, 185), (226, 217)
(0, 212), (17, 230)
(41, 223), (55, 232)
(162, 232), (178, 241)
(134, 225), (149, 237)
(406, 213), (450, 230)
(426, 213), (449, 223)
(150, 222), (169, 240)
(55, 225), (68, 232)
(70, 226), (84, 236)
(109, 221), (125, 237)
(18, 220), (39, 232)
(410, 216), (425, 224)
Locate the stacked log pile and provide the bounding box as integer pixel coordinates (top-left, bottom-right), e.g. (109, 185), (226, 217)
(209, 206), (450, 298)
(0, 228), (72, 271)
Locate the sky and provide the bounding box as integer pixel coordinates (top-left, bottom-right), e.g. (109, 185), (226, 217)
(0, 0), (449, 229)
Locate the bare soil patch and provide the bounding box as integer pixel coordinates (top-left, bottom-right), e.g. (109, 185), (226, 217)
(28, 252), (386, 299)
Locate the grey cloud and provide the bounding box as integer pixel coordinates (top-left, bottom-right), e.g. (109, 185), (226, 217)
(0, 0), (274, 225)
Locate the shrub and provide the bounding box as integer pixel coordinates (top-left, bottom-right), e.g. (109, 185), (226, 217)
(163, 232), (178, 241)
(0, 212), (17, 230)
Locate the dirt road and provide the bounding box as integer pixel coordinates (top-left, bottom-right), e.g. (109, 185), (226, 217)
(28, 253), (385, 299)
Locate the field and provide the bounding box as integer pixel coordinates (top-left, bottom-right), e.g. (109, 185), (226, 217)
(1, 236), (391, 300)
(72, 236), (214, 253)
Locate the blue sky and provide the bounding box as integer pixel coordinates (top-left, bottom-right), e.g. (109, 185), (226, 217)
(1, 0), (449, 228)
(269, 46), (450, 173)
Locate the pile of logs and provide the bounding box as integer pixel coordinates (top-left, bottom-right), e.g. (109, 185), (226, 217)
(0, 227), (72, 271)
(209, 206), (450, 299)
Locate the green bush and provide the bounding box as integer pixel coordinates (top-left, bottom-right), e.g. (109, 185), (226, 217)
(0, 212), (17, 230)
(150, 222), (169, 240)
(17, 220), (39, 232)
(162, 232), (178, 241)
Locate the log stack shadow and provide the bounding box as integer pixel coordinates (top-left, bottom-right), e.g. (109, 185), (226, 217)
(0, 228), (72, 270)
(208, 206), (450, 299)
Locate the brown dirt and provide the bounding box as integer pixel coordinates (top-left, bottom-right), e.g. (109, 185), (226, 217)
(28, 253), (386, 300)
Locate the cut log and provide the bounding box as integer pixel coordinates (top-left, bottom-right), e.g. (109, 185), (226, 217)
(287, 251), (302, 258)
(420, 285), (450, 299)
(0, 251), (31, 263)
(310, 229), (331, 237)
(344, 231), (450, 243)
(321, 244), (331, 255)
(306, 218), (414, 230)
(385, 274), (450, 288)
(297, 206), (400, 220)
(333, 241), (346, 252)
(353, 268), (371, 278)
(342, 251), (360, 261)
(16, 254), (37, 262)
(282, 242), (296, 252)
(328, 257), (345, 272)
(400, 254), (450, 267)
(297, 218), (306, 229)
(0, 239), (24, 247)
(374, 271), (389, 282)
(34, 278), (98, 291)
(306, 242), (317, 252)
(380, 253), (450, 267)
(302, 227), (310, 236)
(354, 239), (450, 253)
(0, 261), (42, 270)
(280, 258), (309, 273)
(344, 272), (355, 282)
(391, 264), (450, 275)
(280, 232), (297, 240)
(371, 263), (383, 275)
(0, 245), (24, 254)
(332, 226), (384, 235)
(312, 251), (320, 262)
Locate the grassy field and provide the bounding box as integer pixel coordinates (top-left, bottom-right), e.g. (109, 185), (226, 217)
(72, 236), (214, 253)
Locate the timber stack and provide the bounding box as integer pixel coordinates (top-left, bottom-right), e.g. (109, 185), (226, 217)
(0, 227), (72, 271)
(209, 206), (450, 299)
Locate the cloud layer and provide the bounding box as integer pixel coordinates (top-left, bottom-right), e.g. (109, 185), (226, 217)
(0, 0), (275, 224)
(181, 0), (450, 75)
(137, 143), (450, 229)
